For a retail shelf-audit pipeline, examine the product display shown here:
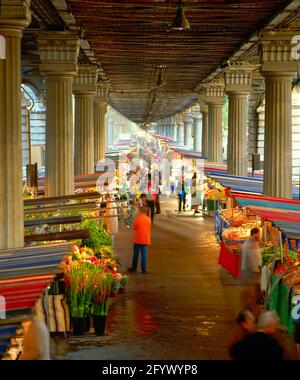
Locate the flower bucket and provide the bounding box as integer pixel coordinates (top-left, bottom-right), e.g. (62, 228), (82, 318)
(111, 280), (121, 294)
(72, 317), (86, 336)
(93, 315), (107, 336)
(85, 315), (90, 332)
(119, 287), (126, 294)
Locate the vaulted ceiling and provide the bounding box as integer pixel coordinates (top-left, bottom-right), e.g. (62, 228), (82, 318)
(22, 0), (293, 123)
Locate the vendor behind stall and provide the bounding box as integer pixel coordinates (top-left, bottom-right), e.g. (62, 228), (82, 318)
(241, 227), (262, 287)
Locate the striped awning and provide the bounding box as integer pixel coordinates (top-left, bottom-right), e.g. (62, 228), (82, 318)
(233, 193), (300, 239)
(0, 243), (72, 357)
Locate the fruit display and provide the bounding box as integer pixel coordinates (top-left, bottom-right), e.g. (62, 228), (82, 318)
(222, 227), (253, 242)
(220, 208), (258, 227)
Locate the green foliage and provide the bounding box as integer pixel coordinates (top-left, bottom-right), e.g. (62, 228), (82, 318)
(92, 298), (110, 316)
(80, 219), (112, 254)
(98, 221), (112, 246)
(120, 275), (129, 288)
(96, 245), (114, 259)
(64, 261), (98, 318)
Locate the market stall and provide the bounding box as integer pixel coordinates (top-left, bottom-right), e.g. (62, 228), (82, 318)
(0, 243), (73, 359)
(224, 193), (300, 333)
(217, 207), (262, 279)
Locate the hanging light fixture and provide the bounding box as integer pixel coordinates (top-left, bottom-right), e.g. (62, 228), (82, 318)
(170, 0), (190, 31)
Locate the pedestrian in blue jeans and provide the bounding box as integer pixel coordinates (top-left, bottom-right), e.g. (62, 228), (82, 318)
(132, 244), (148, 273)
(128, 207), (151, 273)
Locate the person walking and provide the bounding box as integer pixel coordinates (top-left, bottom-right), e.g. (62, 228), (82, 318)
(128, 207), (152, 274)
(228, 310), (256, 359)
(146, 175), (156, 223)
(176, 177), (186, 213)
(230, 311), (284, 360)
(154, 171), (161, 214)
(191, 172), (201, 215)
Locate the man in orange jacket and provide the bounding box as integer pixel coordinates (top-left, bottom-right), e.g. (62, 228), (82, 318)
(128, 207), (151, 273)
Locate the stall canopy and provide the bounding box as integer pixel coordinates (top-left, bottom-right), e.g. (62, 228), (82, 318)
(206, 172), (299, 198)
(233, 193), (300, 239)
(0, 243), (72, 357)
(206, 172), (264, 195)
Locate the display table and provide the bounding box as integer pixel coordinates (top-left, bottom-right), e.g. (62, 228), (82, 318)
(215, 210), (230, 240)
(218, 241), (242, 280)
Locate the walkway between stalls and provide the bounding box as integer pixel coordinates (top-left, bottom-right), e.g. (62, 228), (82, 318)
(51, 196), (296, 360)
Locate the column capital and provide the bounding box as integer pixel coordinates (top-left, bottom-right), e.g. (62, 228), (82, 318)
(204, 79), (225, 105)
(197, 86), (207, 104)
(73, 65), (99, 95)
(94, 101), (107, 114)
(258, 29), (298, 76)
(200, 104), (208, 113)
(175, 114), (184, 125)
(37, 31), (80, 77)
(182, 110), (193, 123)
(0, 0), (31, 33)
(224, 61), (257, 95)
(191, 104), (201, 120)
(94, 81), (109, 103)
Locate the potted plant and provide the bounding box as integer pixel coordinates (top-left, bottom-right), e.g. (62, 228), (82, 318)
(64, 260), (97, 336)
(110, 272), (123, 297)
(92, 271), (113, 336)
(119, 274), (129, 294)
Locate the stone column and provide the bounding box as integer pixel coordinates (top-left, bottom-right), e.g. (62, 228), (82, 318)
(107, 117), (114, 147)
(0, 0), (30, 249)
(73, 65), (98, 175)
(200, 104), (208, 158)
(176, 114), (184, 144)
(205, 79), (225, 164)
(224, 62), (255, 176)
(171, 118), (178, 141)
(247, 78), (265, 166)
(192, 105), (202, 151)
(183, 110), (193, 148)
(38, 32), (79, 196)
(38, 31), (79, 196)
(94, 82), (108, 163)
(173, 123), (178, 141)
(259, 30), (297, 198)
(198, 88), (208, 158)
(166, 122), (170, 137)
(156, 124), (161, 136)
(114, 118), (121, 143)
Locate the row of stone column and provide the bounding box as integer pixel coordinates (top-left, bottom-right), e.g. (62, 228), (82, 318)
(38, 34), (109, 196)
(155, 111), (203, 151)
(175, 31), (296, 200)
(0, 1), (110, 249)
